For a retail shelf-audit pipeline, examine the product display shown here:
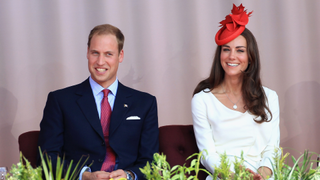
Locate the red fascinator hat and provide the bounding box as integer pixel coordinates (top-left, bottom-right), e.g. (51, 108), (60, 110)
(215, 4), (252, 46)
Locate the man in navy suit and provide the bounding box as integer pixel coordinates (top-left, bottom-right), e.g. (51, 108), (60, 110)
(38, 24), (159, 180)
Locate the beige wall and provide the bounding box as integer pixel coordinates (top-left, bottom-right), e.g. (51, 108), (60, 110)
(1, 0), (320, 168)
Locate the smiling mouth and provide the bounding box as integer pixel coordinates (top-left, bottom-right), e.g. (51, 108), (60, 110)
(96, 68), (107, 72)
(227, 63), (239, 67)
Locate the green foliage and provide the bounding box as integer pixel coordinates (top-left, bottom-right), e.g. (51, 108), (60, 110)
(6, 152), (42, 180)
(212, 152), (231, 179)
(39, 147), (91, 180)
(9, 146), (320, 180)
(232, 152), (254, 180)
(183, 151), (212, 180)
(212, 152), (253, 180)
(140, 151), (211, 180)
(141, 148), (320, 180)
(139, 153), (172, 180)
(6, 147), (90, 180)
(273, 148), (320, 180)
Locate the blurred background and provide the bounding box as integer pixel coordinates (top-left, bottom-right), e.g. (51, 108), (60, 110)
(1, 0), (320, 168)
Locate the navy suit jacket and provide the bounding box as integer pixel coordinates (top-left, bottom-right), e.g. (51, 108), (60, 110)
(38, 78), (159, 179)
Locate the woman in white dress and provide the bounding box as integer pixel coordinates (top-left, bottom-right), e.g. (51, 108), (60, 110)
(191, 4), (280, 180)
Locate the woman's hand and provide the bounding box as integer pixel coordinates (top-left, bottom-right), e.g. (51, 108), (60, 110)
(258, 166), (272, 179)
(246, 166), (272, 180)
(245, 168), (263, 180)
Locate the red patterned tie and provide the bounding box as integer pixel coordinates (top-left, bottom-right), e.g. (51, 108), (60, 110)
(100, 89), (116, 172)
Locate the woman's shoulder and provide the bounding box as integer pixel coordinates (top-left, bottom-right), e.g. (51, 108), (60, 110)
(263, 86), (278, 96)
(192, 88), (214, 103)
(262, 86), (279, 103)
(193, 88), (211, 97)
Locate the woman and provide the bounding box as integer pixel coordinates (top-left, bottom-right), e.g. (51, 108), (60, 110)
(191, 4), (280, 180)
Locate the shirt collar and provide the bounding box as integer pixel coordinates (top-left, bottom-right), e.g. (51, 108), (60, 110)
(89, 76), (118, 97)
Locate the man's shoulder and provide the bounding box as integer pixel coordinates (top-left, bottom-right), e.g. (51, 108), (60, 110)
(119, 83), (156, 100)
(50, 79), (89, 95)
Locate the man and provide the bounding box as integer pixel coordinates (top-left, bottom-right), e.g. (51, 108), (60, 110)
(38, 24), (159, 180)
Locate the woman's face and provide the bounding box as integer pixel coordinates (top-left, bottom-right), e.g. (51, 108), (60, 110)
(220, 35), (249, 79)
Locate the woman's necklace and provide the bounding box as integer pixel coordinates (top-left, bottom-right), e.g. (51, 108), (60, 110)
(222, 85), (241, 109)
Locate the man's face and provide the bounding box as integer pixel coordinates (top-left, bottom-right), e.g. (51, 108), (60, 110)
(87, 34), (124, 88)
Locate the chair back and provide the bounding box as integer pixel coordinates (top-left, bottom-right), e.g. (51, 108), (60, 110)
(159, 125), (208, 180)
(18, 130), (40, 168)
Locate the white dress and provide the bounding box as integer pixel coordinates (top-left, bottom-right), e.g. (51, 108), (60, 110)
(191, 87), (280, 179)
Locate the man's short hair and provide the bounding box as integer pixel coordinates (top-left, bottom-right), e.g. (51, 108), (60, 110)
(87, 24), (125, 53)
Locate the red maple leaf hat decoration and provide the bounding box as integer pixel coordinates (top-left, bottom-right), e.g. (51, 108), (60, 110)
(215, 4), (253, 46)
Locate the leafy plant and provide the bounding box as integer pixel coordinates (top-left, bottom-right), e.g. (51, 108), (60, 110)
(212, 152), (254, 180)
(140, 151), (210, 180)
(6, 152), (42, 180)
(140, 153), (171, 180)
(6, 147), (91, 180)
(171, 151), (211, 180)
(39, 147), (91, 180)
(273, 148), (320, 180)
(141, 148), (320, 180)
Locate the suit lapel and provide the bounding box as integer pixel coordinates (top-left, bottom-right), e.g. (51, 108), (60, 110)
(76, 78), (104, 140)
(109, 82), (131, 135)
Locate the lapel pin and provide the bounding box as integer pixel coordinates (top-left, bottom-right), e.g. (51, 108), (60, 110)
(124, 104), (128, 108)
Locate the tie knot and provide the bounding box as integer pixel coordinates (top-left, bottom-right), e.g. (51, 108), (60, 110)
(102, 89), (110, 97)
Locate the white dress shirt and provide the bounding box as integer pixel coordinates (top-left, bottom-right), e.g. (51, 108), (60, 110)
(89, 76), (118, 115)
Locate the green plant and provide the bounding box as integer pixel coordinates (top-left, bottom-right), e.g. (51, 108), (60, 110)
(171, 151), (211, 180)
(141, 148), (320, 180)
(139, 153), (172, 179)
(39, 147), (91, 180)
(6, 147), (90, 180)
(273, 148), (320, 180)
(232, 152), (255, 180)
(140, 151), (211, 180)
(6, 152), (42, 180)
(212, 152), (254, 180)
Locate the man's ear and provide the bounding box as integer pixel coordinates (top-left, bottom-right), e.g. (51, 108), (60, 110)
(119, 49), (124, 63)
(86, 47), (90, 59)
